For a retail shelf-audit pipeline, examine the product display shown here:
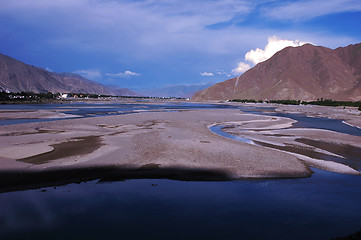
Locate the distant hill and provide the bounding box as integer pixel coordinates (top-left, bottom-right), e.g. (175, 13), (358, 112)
(193, 43), (361, 101)
(139, 83), (213, 98)
(0, 53), (137, 96)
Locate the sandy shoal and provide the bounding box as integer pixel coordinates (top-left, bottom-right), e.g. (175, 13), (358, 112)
(0, 108), (314, 191)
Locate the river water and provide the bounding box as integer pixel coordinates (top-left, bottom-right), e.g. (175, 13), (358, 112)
(0, 102), (360, 240)
(0, 102), (234, 125)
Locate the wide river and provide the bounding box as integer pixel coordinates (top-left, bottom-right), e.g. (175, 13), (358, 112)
(0, 102), (360, 240)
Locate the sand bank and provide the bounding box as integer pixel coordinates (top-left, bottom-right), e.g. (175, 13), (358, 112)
(0, 108), (314, 191)
(0, 109), (81, 120)
(0, 104), (360, 191)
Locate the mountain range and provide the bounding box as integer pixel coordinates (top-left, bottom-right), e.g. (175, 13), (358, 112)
(0, 53), (137, 96)
(138, 83), (213, 98)
(193, 43), (361, 101)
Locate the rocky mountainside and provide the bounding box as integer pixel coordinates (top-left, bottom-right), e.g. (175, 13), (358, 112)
(193, 43), (361, 101)
(0, 53), (137, 96)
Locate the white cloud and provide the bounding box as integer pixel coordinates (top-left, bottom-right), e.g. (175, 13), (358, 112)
(73, 69), (101, 79)
(217, 71), (231, 77)
(105, 70), (140, 77)
(231, 62), (251, 75)
(1, 0), (358, 89)
(264, 0), (361, 21)
(245, 36), (308, 65)
(0, 0), (257, 58)
(1, 0), (354, 71)
(200, 72), (214, 76)
(124, 70), (140, 76)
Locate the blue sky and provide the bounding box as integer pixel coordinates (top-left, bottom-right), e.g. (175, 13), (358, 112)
(0, 0), (360, 90)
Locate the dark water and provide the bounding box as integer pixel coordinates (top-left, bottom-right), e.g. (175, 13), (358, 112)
(0, 169), (360, 240)
(1, 102), (361, 239)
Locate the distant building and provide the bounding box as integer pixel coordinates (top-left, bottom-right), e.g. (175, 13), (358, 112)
(61, 93), (68, 98)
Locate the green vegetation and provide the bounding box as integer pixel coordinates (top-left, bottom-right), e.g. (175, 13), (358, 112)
(230, 99), (298, 104)
(267, 100), (301, 105)
(0, 91), (59, 102)
(302, 99), (361, 108)
(230, 97), (361, 111)
(0, 91), (118, 102)
(230, 99), (259, 103)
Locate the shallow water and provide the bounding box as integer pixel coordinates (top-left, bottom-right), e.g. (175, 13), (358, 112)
(2, 102), (361, 137)
(243, 108), (361, 137)
(210, 125), (255, 144)
(0, 169), (360, 240)
(0, 102), (237, 125)
(210, 125), (361, 171)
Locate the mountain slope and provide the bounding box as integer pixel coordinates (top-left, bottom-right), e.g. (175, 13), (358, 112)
(138, 83), (213, 98)
(0, 53), (137, 96)
(0, 53), (66, 93)
(193, 43), (361, 101)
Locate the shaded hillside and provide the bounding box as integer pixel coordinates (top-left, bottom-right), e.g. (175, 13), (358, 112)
(0, 53), (137, 96)
(193, 43), (361, 101)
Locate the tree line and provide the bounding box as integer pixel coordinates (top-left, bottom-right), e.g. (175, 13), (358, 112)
(229, 98), (361, 111)
(0, 91), (110, 102)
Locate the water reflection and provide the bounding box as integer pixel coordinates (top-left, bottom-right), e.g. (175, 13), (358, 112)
(1, 102), (361, 240)
(0, 169), (360, 240)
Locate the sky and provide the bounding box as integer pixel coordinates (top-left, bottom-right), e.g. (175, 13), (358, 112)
(0, 0), (360, 90)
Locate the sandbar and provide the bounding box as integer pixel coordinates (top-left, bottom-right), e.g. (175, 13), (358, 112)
(0, 103), (360, 192)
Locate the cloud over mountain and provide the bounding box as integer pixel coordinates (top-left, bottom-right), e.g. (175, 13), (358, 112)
(245, 36), (307, 65)
(232, 36), (308, 75)
(194, 42), (361, 101)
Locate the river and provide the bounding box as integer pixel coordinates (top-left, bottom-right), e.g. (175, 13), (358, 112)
(0, 101), (360, 240)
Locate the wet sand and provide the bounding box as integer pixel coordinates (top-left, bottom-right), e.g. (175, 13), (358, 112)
(18, 135), (103, 164)
(0, 103), (360, 191)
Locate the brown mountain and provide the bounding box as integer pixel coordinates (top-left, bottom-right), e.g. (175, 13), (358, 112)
(0, 53), (137, 96)
(193, 43), (361, 101)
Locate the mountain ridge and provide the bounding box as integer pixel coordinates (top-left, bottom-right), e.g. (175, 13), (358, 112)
(0, 53), (137, 96)
(193, 43), (361, 101)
